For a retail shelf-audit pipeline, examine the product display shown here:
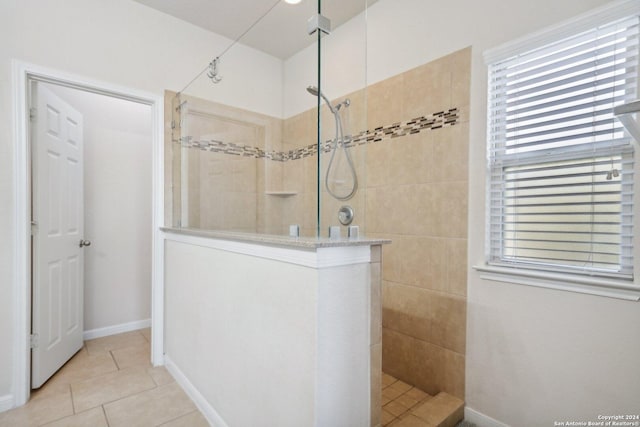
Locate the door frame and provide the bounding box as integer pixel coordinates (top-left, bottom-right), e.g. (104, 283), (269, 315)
(11, 60), (165, 406)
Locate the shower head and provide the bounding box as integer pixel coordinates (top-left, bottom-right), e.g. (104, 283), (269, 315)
(307, 85), (337, 114)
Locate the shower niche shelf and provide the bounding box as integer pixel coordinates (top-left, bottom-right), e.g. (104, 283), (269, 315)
(265, 191), (298, 197)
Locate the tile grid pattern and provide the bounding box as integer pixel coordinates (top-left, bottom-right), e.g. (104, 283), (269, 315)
(0, 330), (209, 427)
(382, 373), (432, 426)
(381, 373), (465, 427)
(176, 108), (459, 161)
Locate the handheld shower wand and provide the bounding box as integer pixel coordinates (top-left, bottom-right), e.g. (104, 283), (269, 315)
(306, 86), (358, 201)
(307, 86), (336, 114)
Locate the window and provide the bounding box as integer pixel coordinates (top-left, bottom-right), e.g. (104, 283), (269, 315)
(486, 10), (639, 280)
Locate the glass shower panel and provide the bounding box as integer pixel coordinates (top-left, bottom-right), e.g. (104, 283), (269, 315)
(168, 0), (370, 237)
(317, 0), (369, 238)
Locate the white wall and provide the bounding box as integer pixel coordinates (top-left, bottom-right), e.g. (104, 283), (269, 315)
(0, 0), (283, 404)
(283, 11), (367, 118)
(164, 240), (318, 427)
(4, 0), (639, 421)
(285, 0), (640, 424)
(46, 84), (153, 332)
(164, 238), (373, 427)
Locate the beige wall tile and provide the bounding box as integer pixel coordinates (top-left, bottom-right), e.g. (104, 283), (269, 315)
(382, 330), (465, 399)
(365, 185), (433, 236)
(283, 109), (314, 148)
(382, 281), (431, 342)
(367, 74), (404, 129)
(382, 329), (438, 396)
(441, 351), (465, 401)
(377, 132), (432, 188)
(399, 237), (446, 291)
(281, 194), (306, 232)
(402, 56), (452, 121)
(223, 192), (257, 230)
(445, 239), (467, 297)
(450, 47), (472, 110)
(365, 141), (393, 188)
(341, 89), (367, 137)
(429, 346), (465, 400)
(430, 294), (466, 354)
(319, 189), (363, 234)
(302, 156), (318, 195)
(283, 155), (306, 193)
(376, 236), (447, 292)
(231, 158), (258, 193)
(431, 123), (468, 184)
(301, 192), (317, 231)
(431, 181), (468, 239)
(365, 233), (399, 283)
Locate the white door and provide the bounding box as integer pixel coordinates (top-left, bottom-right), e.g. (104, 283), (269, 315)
(31, 83), (85, 389)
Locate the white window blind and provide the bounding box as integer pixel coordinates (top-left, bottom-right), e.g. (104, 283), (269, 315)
(487, 14), (638, 279)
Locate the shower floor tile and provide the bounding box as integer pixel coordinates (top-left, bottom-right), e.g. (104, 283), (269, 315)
(381, 373), (433, 426)
(381, 373), (465, 427)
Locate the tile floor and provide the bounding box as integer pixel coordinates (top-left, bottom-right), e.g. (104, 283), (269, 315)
(0, 329), (209, 427)
(0, 331), (461, 427)
(381, 373), (464, 427)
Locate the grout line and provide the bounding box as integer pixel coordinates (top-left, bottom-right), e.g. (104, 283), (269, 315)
(156, 409), (199, 426)
(89, 381), (158, 414)
(381, 279), (468, 300)
(69, 384), (76, 414)
(102, 405), (111, 427)
(382, 325), (466, 356)
(110, 350), (120, 370)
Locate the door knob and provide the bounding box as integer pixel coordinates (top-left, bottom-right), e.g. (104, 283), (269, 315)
(79, 239), (91, 248)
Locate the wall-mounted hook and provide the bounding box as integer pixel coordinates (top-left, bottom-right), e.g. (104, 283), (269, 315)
(207, 57), (222, 84)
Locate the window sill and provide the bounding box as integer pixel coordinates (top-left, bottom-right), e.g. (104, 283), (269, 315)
(473, 264), (640, 301)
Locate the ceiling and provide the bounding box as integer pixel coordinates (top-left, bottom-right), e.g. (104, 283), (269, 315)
(133, 0), (374, 59)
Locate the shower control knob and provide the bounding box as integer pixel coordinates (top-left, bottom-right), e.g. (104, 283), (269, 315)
(338, 206), (354, 226)
(79, 239), (91, 248)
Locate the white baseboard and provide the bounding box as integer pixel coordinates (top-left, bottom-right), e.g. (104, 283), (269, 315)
(164, 355), (229, 427)
(465, 406), (510, 427)
(0, 394), (14, 413)
(83, 318), (151, 340)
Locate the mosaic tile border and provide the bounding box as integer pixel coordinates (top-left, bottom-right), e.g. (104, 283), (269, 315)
(176, 108), (459, 162)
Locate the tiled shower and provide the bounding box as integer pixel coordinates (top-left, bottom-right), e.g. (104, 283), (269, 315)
(166, 46), (470, 407)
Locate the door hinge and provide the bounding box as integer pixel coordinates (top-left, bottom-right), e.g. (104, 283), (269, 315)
(29, 107), (37, 122)
(30, 333), (39, 349)
(171, 120), (176, 130)
(30, 220), (38, 235)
